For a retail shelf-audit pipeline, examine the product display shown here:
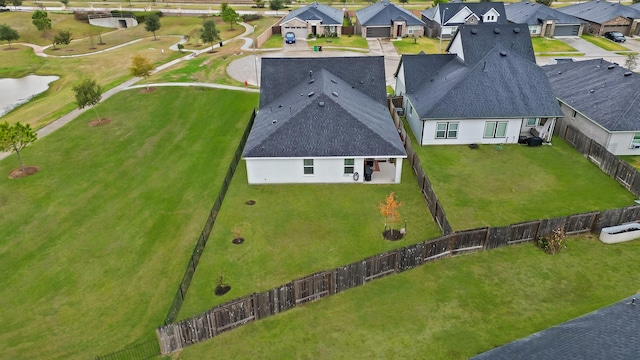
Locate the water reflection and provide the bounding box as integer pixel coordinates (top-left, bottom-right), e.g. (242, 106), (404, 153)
(0, 75), (60, 117)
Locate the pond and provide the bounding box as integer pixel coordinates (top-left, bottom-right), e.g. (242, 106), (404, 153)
(0, 75), (60, 117)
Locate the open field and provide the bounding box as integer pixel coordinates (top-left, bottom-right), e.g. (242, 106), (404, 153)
(175, 235), (640, 359)
(0, 87), (259, 359)
(413, 139), (635, 229)
(178, 163), (443, 318)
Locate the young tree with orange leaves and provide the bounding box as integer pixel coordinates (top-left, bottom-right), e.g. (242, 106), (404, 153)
(378, 191), (403, 231)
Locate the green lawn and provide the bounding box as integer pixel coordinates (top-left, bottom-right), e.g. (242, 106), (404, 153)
(393, 36), (447, 54)
(310, 35), (369, 49)
(178, 163), (442, 318)
(0, 87), (259, 359)
(413, 139), (635, 229)
(260, 34), (285, 49)
(0, 11), (97, 46)
(175, 235), (640, 359)
(531, 37), (578, 53)
(581, 33), (629, 51)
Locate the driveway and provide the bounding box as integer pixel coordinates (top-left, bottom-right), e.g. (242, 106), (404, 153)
(536, 36), (633, 66)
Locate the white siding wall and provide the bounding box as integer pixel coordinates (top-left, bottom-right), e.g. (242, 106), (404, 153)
(395, 64), (407, 96)
(404, 99), (424, 143)
(420, 118), (523, 145)
(246, 158), (365, 184)
(608, 132), (640, 155)
(559, 103), (610, 147)
(448, 33), (464, 58)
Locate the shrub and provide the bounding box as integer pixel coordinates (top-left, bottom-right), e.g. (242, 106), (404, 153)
(536, 227), (567, 254)
(241, 13), (262, 21)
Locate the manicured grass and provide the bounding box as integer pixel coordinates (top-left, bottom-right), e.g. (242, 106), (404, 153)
(619, 155), (640, 170)
(260, 34), (285, 49)
(393, 36), (448, 54)
(0, 11), (97, 46)
(413, 140), (635, 229)
(531, 37), (578, 53)
(178, 163), (442, 318)
(0, 87), (259, 359)
(310, 35), (369, 49)
(581, 33), (629, 51)
(175, 235), (640, 359)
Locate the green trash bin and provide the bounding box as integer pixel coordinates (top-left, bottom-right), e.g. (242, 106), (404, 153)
(314, 45), (318, 52)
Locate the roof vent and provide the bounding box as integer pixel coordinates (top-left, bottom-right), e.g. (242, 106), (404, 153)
(471, 28), (478, 34)
(557, 71), (562, 74)
(625, 71), (633, 76)
(513, 28), (521, 34)
(309, 70), (313, 79)
(272, 119), (277, 124)
(494, 27), (501, 34)
(279, 104), (283, 108)
(607, 64), (615, 69)
(318, 102), (325, 107)
(331, 79), (337, 84)
(500, 50), (507, 57)
(360, 80), (364, 84)
(309, 79), (315, 84)
(589, 89), (595, 93)
(308, 92), (315, 97)
(332, 91), (339, 97)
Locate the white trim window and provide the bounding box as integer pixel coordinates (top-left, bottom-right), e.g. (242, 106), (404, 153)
(526, 118), (538, 127)
(484, 121), (508, 138)
(344, 159), (355, 174)
(303, 159), (314, 175)
(631, 133), (640, 148)
(436, 122), (459, 139)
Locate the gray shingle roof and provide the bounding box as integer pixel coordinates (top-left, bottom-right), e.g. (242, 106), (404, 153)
(356, 0), (425, 27)
(558, 0), (640, 24)
(630, 2), (640, 11)
(281, 2), (343, 26)
(543, 58), (640, 132)
(243, 58), (406, 158)
(472, 294), (640, 360)
(422, 3), (507, 24)
(401, 24), (562, 120)
(506, 1), (585, 25)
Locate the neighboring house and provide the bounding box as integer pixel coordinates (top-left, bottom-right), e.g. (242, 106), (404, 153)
(505, 1), (585, 37)
(557, 0), (640, 36)
(543, 58), (640, 156)
(280, 1), (343, 39)
(395, 24), (563, 146)
(422, 2), (507, 39)
(242, 57), (407, 184)
(355, 0), (425, 38)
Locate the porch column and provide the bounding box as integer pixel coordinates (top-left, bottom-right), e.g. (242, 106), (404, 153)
(394, 158), (403, 183)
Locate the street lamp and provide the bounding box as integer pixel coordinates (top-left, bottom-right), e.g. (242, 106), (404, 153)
(439, 7), (448, 54)
(253, 25), (259, 87)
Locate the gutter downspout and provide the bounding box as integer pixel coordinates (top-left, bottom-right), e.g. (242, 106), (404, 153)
(421, 119), (425, 145)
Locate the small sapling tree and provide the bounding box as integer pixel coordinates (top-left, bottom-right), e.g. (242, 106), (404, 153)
(0, 24), (19, 49)
(0, 122), (37, 176)
(32, 10), (51, 32)
(378, 192), (404, 240)
(145, 14), (161, 40)
(129, 54), (154, 90)
(200, 19), (220, 52)
(221, 3), (240, 30)
(52, 29), (71, 49)
(72, 77), (103, 123)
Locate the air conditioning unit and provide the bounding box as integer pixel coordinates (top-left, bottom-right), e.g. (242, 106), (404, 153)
(632, 145), (640, 149)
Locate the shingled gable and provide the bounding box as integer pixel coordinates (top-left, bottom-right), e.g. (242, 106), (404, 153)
(505, 1), (586, 26)
(402, 24), (562, 120)
(259, 57), (387, 108)
(243, 60), (406, 159)
(558, 0), (640, 24)
(543, 59), (640, 132)
(281, 2), (343, 26)
(356, 0), (425, 26)
(423, 2), (507, 24)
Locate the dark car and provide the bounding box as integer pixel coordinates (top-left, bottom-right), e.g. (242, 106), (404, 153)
(604, 31), (626, 43)
(285, 32), (296, 44)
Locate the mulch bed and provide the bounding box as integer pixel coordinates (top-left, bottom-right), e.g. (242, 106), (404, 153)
(140, 87), (156, 93)
(88, 118), (112, 127)
(8, 166), (40, 179)
(232, 237), (244, 244)
(382, 229), (404, 241)
(245, 200), (256, 205)
(215, 285), (231, 296)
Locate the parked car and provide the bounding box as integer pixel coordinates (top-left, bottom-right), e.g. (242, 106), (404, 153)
(285, 32), (296, 44)
(604, 31), (626, 43)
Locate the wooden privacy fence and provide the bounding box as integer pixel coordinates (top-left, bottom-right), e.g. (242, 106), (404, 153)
(388, 98), (453, 235)
(157, 203), (640, 354)
(555, 119), (640, 197)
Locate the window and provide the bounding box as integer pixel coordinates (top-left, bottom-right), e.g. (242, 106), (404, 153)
(632, 133), (640, 148)
(436, 122), (458, 139)
(484, 121), (508, 138)
(344, 159), (355, 174)
(303, 159), (314, 175)
(531, 27), (538, 34)
(526, 118), (538, 127)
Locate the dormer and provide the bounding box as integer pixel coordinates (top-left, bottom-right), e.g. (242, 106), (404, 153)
(448, 6), (474, 25)
(482, 8), (500, 23)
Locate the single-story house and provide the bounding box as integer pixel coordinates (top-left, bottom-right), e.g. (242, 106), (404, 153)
(543, 58), (640, 156)
(422, 2), (507, 39)
(505, 1), (585, 37)
(395, 24), (563, 146)
(243, 57), (407, 184)
(355, 0), (425, 38)
(280, 1), (343, 39)
(557, 0), (640, 36)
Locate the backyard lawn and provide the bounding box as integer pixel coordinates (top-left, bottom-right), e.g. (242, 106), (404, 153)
(412, 139), (635, 229)
(175, 235), (640, 359)
(178, 163), (443, 318)
(0, 87), (259, 359)
(393, 36), (447, 54)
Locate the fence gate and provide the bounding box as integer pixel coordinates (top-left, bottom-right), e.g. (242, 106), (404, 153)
(294, 272), (331, 305)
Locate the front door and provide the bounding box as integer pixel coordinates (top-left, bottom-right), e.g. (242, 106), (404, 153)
(396, 25), (403, 37)
(312, 25), (317, 36)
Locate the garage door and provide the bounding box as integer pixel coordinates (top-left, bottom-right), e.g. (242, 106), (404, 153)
(554, 25), (580, 37)
(366, 26), (391, 38)
(602, 25), (630, 35)
(282, 26), (307, 40)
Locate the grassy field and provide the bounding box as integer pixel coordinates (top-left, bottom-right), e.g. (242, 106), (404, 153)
(412, 139), (635, 229)
(581, 33), (629, 51)
(178, 163), (443, 318)
(174, 235), (640, 359)
(393, 36), (448, 54)
(0, 11), (96, 46)
(531, 37), (578, 53)
(0, 87), (259, 359)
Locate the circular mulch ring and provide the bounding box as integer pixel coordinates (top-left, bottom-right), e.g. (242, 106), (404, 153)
(245, 200), (256, 206)
(232, 237), (245, 244)
(88, 118), (112, 127)
(140, 87), (156, 93)
(215, 285), (231, 296)
(8, 166), (40, 179)
(382, 229), (404, 241)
